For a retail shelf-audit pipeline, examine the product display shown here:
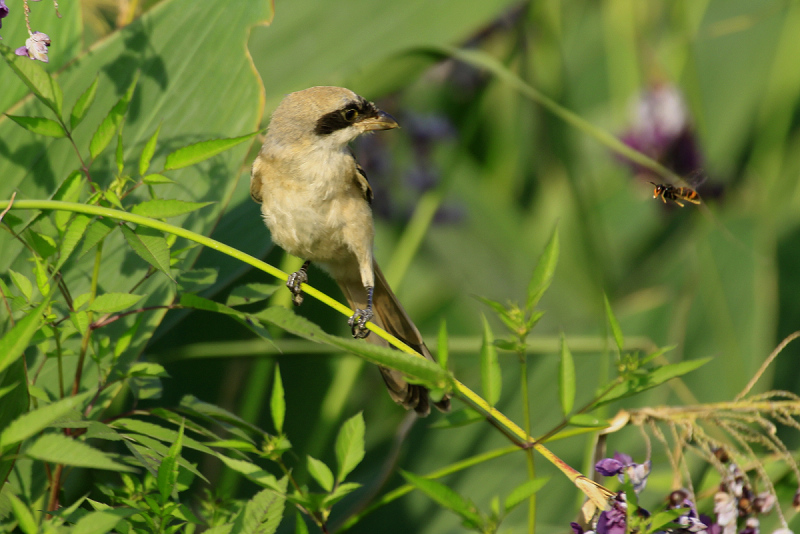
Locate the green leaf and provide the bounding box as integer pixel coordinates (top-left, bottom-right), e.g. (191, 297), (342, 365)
(0, 43), (63, 116)
(526, 226), (559, 310)
(176, 268), (218, 293)
(256, 307), (448, 387)
(79, 218), (117, 258)
(504, 478), (549, 514)
(131, 199), (213, 219)
(121, 224), (173, 281)
(89, 72), (140, 160)
(7, 269), (32, 302)
(597, 358), (712, 407)
(139, 125), (161, 176)
(216, 455), (282, 491)
(322, 482), (361, 508)
(480, 315), (501, 406)
(295, 511), (309, 534)
(559, 333), (575, 416)
(227, 283), (280, 307)
(6, 115), (66, 137)
(72, 509), (138, 534)
(87, 293), (145, 314)
(26, 433), (137, 472)
(116, 127), (125, 175)
(103, 189), (124, 210)
(648, 509), (685, 532)
(335, 412), (365, 482)
(437, 319), (449, 371)
(401, 470), (483, 528)
(7, 493), (37, 534)
(567, 414), (608, 427)
(53, 213), (92, 273)
(70, 76), (99, 130)
(0, 295), (51, 376)
(0, 361), (28, 483)
(52, 170), (85, 231)
(163, 131), (259, 171)
(270, 365), (285, 434)
(142, 173), (174, 185)
(232, 477), (287, 534)
(0, 389), (94, 449)
(604, 293), (624, 353)
(29, 230), (57, 259)
(307, 455), (334, 492)
(157, 420), (184, 504)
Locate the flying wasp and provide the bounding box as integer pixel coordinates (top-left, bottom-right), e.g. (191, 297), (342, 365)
(649, 182), (701, 207)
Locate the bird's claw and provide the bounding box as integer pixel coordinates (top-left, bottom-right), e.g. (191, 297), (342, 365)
(348, 308), (373, 339)
(286, 269), (308, 306)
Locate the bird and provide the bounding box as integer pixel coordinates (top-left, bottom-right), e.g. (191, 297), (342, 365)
(250, 86), (450, 416)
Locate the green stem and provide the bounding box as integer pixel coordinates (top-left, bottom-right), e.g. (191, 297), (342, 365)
(518, 349), (536, 534)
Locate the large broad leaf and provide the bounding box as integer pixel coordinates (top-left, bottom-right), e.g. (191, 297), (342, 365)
(0, 0), (273, 370)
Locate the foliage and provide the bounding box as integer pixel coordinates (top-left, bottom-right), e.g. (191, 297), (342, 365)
(2, 1), (800, 534)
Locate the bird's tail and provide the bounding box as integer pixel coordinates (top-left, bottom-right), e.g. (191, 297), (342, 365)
(336, 262), (451, 416)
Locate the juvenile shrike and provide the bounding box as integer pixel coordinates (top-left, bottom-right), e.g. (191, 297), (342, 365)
(250, 86), (450, 416)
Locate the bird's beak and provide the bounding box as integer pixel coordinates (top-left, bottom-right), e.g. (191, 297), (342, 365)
(358, 111), (399, 132)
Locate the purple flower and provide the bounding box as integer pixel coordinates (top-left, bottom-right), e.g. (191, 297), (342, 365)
(16, 31), (51, 62)
(595, 452), (651, 494)
(0, 0), (9, 33)
(597, 495), (627, 534)
(571, 522), (594, 534)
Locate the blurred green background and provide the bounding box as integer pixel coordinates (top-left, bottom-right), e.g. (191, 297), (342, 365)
(2, 0), (800, 532)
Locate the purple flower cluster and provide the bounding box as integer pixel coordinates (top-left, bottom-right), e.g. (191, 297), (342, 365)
(570, 452), (793, 534)
(0, 0), (9, 36)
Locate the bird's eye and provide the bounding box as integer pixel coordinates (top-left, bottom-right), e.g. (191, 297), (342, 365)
(343, 108), (358, 122)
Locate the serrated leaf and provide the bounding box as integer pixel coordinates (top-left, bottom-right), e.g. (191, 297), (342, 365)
(604, 294), (624, 353)
(437, 319), (449, 371)
(157, 420), (183, 504)
(8, 269), (32, 302)
(6, 115), (66, 137)
(233, 477), (287, 534)
(0, 389), (93, 449)
(163, 131), (258, 170)
(559, 333), (575, 416)
(70, 76), (99, 130)
(526, 227), (559, 310)
(271, 365), (285, 434)
(480, 315), (501, 406)
(87, 293), (145, 314)
(307, 456), (334, 492)
(0, 295), (50, 377)
(504, 478), (549, 514)
(7, 493), (37, 534)
(0, 43), (62, 116)
(52, 170), (85, 231)
(139, 125), (161, 176)
(29, 230), (57, 259)
(71, 310), (90, 335)
(53, 214), (92, 273)
(131, 199), (213, 219)
(121, 224), (173, 281)
(26, 433), (137, 472)
(401, 470), (483, 528)
(89, 72), (139, 160)
(596, 358), (712, 407)
(33, 257), (50, 296)
(227, 283), (280, 307)
(79, 218), (116, 258)
(335, 412), (365, 482)
(142, 173), (174, 184)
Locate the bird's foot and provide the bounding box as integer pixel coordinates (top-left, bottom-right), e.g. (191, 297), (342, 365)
(286, 264), (309, 306)
(348, 307), (373, 339)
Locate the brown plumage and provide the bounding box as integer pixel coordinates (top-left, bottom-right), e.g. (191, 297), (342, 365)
(250, 86), (450, 415)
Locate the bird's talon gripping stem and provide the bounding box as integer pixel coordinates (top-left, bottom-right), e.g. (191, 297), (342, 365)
(348, 286), (374, 339)
(286, 261), (310, 306)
